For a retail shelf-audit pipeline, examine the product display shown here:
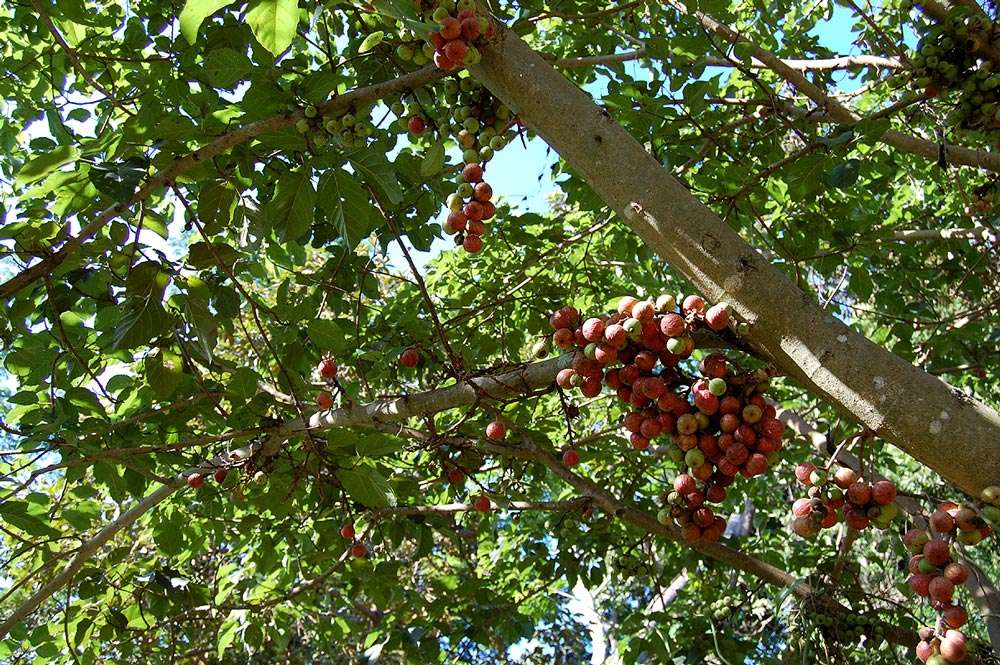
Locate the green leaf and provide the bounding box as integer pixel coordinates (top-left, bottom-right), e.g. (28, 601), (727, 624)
(349, 151), (403, 205)
(306, 319), (349, 354)
(188, 241), (239, 269)
(371, 0), (435, 38)
(358, 31), (384, 53)
(16, 145), (80, 185)
(828, 159), (861, 190)
(183, 295), (218, 363)
(229, 367), (260, 399)
(203, 47), (252, 88)
(855, 117), (892, 144)
(217, 611), (243, 659)
(89, 156), (149, 202)
(420, 142), (445, 177)
(817, 128), (854, 148)
(179, 0), (237, 43)
(198, 182), (238, 233)
(317, 169), (376, 249)
(146, 350), (184, 399)
(0, 502), (60, 537)
(265, 169), (316, 242)
(336, 467), (395, 508)
(246, 0), (300, 57)
(112, 262), (172, 350)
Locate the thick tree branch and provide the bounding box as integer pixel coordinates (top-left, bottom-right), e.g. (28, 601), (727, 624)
(916, 0), (1000, 68)
(468, 27), (1000, 497)
(658, 1), (1000, 171)
(373, 498), (589, 517)
(890, 227), (998, 243)
(555, 50), (904, 71)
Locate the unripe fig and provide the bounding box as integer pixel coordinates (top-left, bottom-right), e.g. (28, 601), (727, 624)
(904, 528), (930, 553)
(655, 294), (676, 312)
(741, 404), (762, 423)
(981, 485), (1000, 505)
(684, 449), (705, 468)
(982, 505), (1000, 524)
(957, 529), (983, 545)
(666, 337), (686, 355)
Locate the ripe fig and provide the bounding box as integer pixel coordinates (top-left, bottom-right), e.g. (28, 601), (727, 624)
(486, 420), (507, 440)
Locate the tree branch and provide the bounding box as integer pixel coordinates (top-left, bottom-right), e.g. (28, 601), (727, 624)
(0, 65), (447, 301)
(656, 0), (1000, 171)
(554, 50), (904, 71)
(468, 26), (1000, 498)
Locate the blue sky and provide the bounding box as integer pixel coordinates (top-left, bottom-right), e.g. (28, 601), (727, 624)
(388, 3), (888, 273)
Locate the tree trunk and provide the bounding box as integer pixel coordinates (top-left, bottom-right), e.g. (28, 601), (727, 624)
(469, 28), (1000, 497)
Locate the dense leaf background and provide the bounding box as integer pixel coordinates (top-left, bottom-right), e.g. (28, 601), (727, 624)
(0, 0), (997, 663)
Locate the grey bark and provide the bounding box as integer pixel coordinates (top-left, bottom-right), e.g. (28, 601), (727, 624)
(468, 27), (1000, 498)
